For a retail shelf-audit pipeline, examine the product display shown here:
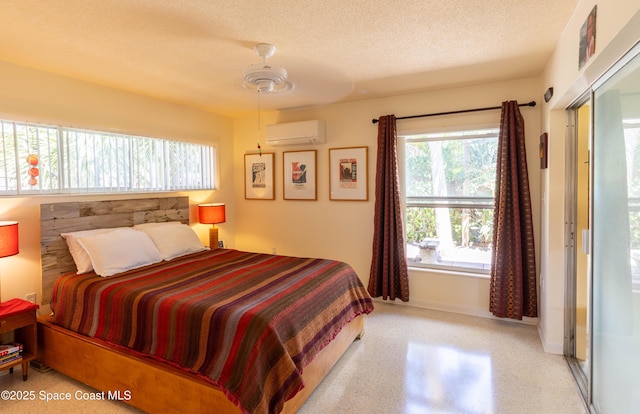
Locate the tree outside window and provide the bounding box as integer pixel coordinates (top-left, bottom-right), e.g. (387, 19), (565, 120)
(403, 129), (498, 273)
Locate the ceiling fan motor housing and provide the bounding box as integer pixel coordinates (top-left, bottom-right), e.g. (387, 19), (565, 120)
(244, 65), (288, 93)
(243, 43), (291, 93)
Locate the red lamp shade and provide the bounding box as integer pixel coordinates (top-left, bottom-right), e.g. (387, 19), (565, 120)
(0, 221), (19, 258)
(198, 203), (226, 225)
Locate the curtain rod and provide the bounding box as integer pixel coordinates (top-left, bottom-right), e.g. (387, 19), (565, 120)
(371, 101), (537, 124)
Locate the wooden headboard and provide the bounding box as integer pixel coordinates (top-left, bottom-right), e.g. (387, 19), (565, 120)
(40, 197), (190, 305)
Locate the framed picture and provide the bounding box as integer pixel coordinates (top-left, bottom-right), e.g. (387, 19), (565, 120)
(578, 5), (597, 69)
(283, 150), (317, 200)
(539, 133), (548, 169)
(244, 152), (275, 200)
(329, 146), (368, 201)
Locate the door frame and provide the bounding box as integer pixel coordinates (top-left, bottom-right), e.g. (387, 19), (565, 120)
(564, 91), (593, 406)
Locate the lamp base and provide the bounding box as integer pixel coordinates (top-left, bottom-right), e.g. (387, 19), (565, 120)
(209, 226), (219, 250)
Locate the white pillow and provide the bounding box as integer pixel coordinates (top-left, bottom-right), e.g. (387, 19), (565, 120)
(61, 227), (126, 274)
(133, 221), (183, 230)
(77, 228), (162, 277)
(139, 224), (206, 261)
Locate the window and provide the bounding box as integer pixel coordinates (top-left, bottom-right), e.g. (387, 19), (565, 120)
(402, 128), (499, 273)
(0, 119), (215, 195)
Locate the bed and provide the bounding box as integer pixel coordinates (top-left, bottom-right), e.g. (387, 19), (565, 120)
(37, 197), (373, 413)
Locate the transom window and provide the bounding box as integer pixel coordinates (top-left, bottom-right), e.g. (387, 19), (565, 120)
(402, 128), (499, 273)
(0, 119), (216, 195)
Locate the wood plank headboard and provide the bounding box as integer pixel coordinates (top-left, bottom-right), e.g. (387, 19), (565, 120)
(40, 197), (190, 305)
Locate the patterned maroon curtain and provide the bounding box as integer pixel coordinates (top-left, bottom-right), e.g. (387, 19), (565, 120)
(490, 101), (537, 319)
(368, 115), (410, 302)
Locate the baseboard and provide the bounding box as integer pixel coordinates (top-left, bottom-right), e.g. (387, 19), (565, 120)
(537, 323), (564, 355)
(374, 297), (538, 324)
(381, 297), (492, 319)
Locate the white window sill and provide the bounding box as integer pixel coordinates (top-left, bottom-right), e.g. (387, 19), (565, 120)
(408, 265), (490, 280)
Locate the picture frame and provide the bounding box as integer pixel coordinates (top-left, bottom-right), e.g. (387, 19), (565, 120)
(539, 133), (548, 169)
(329, 146), (368, 201)
(244, 152), (275, 200)
(283, 150), (317, 200)
(578, 5), (597, 69)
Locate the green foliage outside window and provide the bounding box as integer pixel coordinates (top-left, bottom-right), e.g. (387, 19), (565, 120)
(404, 130), (497, 252)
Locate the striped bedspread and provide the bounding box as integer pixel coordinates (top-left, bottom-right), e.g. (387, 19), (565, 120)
(51, 249), (374, 414)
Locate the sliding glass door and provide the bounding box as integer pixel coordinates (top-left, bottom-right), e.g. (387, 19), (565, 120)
(591, 43), (640, 413)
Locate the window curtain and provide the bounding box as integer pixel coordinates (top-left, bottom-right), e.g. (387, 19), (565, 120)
(490, 101), (537, 319)
(368, 115), (410, 302)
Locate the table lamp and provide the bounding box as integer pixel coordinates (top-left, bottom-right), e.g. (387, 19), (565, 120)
(0, 221), (19, 258)
(198, 204), (225, 249)
(0, 221), (18, 308)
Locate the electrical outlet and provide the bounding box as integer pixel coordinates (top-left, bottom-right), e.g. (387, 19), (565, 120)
(25, 292), (36, 304)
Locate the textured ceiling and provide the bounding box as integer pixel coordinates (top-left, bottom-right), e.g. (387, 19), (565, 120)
(1, 0), (578, 117)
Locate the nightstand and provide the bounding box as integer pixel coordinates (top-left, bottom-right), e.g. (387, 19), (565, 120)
(0, 298), (39, 381)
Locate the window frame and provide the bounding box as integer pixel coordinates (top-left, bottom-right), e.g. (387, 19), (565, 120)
(0, 119), (217, 196)
(399, 127), (499, 275)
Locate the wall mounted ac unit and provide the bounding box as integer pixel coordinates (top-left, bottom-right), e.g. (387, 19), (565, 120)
(265, 120), (326, 146)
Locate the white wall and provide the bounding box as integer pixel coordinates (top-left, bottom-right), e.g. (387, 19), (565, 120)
(0, 60), (235, 310)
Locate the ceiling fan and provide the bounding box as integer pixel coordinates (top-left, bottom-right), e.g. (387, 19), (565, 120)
(243, 43), (294, 94)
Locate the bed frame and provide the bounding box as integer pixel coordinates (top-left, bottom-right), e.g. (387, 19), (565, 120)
(38, 197), (365, 413)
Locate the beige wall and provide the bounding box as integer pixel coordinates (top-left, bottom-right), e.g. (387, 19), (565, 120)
(233, 77), (542, 319)
(540, 0), (640, 352)
(0, 60), (235, 309)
